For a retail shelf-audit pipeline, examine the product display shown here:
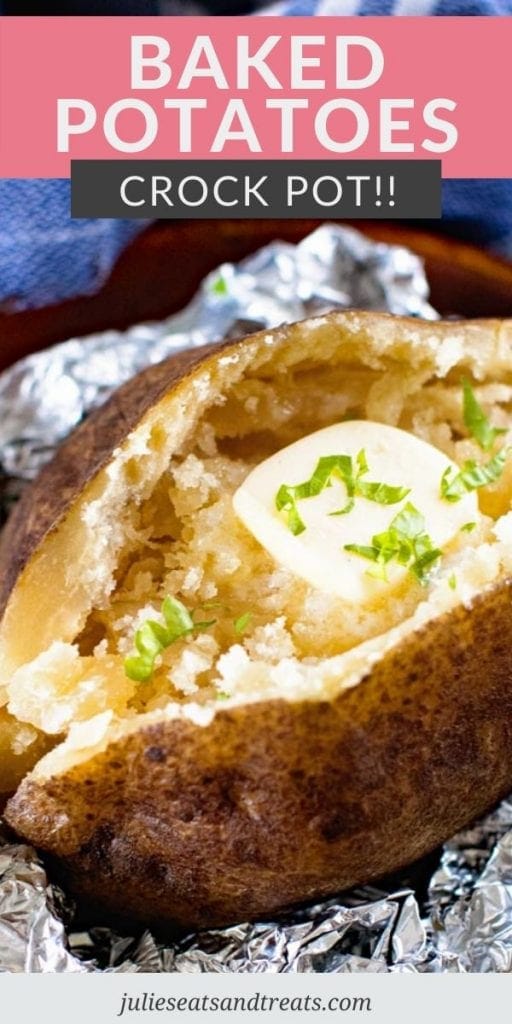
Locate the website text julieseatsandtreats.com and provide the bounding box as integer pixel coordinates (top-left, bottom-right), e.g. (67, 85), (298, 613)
(116, 992), (373, 1016)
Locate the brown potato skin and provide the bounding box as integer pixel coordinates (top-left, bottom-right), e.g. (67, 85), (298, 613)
(6, 580), (512, 932)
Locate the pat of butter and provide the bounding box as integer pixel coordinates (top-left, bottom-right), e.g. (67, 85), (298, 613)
(233, 421), (478, 602)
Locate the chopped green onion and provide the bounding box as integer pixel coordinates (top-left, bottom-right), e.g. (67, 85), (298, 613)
(329, 497), (355, 517)
(463, 378), (506, 452)
(441, 448), (509, 503)
(234, 612), (252, 635)
(124, 596), (216, 683)
(275, 484), (307, 536)
(356, 481), (412, 505)
(345, 502), (442, 586)
(276, 449), (409, 534)
(410, 548), (443, 583)
(448, 573), (457, 590)
(461, 521), (477, 533)
(211, 274), (228, 296)
(345, 543), (379, 561)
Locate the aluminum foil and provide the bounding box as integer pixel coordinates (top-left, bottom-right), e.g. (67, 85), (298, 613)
(3, 799), (512, 973)
(0, 224), (436, 489)
(0, 222), (509, 974)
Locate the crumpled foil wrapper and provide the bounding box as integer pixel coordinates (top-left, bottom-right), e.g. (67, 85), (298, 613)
(0, 224), (436, 491)
(0, 222), (509, 974)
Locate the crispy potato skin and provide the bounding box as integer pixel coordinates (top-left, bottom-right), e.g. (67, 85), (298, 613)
(0, 343), (221, 621)
(6, 580), (512, 932)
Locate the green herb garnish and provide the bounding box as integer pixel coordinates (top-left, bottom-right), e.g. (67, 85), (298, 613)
(440, 447), (509, 503)
(355, 480), (412, 505)
(216, 691), (231, 701)
(463, 378), (506, 452)
(461, 521), (477, 533)
(211, 274), (228, 296)
(448, 573), (457, 590)
(275, 484), (307, 535)
(442, 381), (509, 503)
(345, 502), (442, 585)
(124, 596), (216, 682)
(234, 612), (252, 635)
(275, 449), (410, 535)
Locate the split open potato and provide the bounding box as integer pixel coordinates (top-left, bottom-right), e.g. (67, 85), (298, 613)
(2, 310), (512, 931)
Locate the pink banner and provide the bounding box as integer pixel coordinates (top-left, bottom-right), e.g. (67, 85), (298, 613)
(0, 16), (509, 179)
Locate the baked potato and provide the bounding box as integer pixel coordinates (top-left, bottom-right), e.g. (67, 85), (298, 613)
(2, 309), (512, 932)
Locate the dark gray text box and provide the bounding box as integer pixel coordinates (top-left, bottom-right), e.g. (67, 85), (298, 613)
(71, 160), (441, 219)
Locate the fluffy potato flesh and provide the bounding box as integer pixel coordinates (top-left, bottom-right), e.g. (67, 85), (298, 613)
(2, 311), (512, 928)
(2, 315), (512, 761)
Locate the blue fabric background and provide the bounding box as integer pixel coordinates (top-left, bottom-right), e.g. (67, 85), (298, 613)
(1, 1), (510, 310)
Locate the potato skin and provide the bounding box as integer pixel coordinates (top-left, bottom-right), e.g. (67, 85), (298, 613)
(6, 579), (512, 932)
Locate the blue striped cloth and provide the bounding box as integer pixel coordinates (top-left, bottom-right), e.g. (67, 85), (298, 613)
(265, 0), (512, 13)
(0, 0), (511, 310)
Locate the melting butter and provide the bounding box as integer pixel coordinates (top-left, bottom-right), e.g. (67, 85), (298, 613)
(233, 421), (478, 602)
